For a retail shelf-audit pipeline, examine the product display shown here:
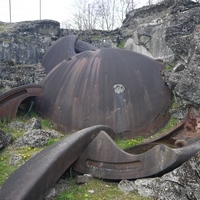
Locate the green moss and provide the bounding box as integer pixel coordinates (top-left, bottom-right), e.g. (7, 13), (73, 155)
(165, 64), (172, 71)
(91, 35), (101, 41)
(157, 117), (178, 134)
(41, 118), (53, 129)
(117, 40), (125, 49)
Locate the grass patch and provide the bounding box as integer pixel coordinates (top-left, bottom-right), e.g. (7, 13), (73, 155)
(115, 116), (179, 148)
(0, 115), (59, 186)
(0, 146), (42, 185)
(91, 35), (101, 41)
(0, 148), (19, 185)
(115, 136), (144, 149)
(47, 138), (60, 146)
(41, 118), (53, 129)
(156, 117), (179, 135)
(54, 178), (152, 200)
(165, 64), (172, 71)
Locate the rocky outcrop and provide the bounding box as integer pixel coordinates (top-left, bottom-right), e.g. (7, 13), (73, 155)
(0, 20), (60, 64)
(121, 0), (200, 62)
(0, 20), (120, 94)
(61, 28), (121, 49)
(0, 20), (120, 66)
(0, 61), (45, 94)
(164, 25), (200, 106)
(121, 0), (200, 107)
(118, 150), (200, 199)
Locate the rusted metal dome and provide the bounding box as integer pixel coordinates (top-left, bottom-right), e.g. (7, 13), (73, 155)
(42, 35), (78, 74)
(42, 35), (97, 74)
(36, 48), (171, 138)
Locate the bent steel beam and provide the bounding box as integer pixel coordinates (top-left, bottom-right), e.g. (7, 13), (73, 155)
(74, 131), (200, 180)
(0, 125), (114, 200)
(0, 84), (43, 120)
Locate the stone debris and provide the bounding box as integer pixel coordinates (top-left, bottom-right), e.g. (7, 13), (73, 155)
(13, 129), (62, 148)
(0, 130), (12, 150)
(77, 174), (93, 184)
(4, 117), (63, 148)
(9, 154), (22, 166)
(118, 151), (200, 200)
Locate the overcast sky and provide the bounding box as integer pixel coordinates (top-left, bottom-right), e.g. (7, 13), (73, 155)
(0, 0), (146, 25)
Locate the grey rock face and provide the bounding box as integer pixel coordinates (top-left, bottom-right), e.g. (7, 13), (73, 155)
(121, 0), (200, 106)
(61, 28), (121, 49)
(164, 25), (200, 105)
(0, 61), (45, 94)
(121, 0), (200, 63)
(118, 150), (200, 199)
(0, 20), (60, 65)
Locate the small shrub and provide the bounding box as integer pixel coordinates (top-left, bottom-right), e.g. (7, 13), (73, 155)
(117, 40), (125, 49)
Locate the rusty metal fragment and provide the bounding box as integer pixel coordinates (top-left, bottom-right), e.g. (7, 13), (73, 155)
(0, 125), (115, 200)
(1, 124), (200, 199)
(126, 110), (200, 154)
(42, 35), (78, 74)
(75, 40), (97, 53)
(0, 84), (43, 119)
(36, 48), (171, 137)
(74, 130), (200, 180)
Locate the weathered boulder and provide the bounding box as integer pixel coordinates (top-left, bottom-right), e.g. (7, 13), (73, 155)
(8, 118), (62, 147)
(9, 154), (22, 166)
(8, 118), (42, 132)
(118, 150), (200, 199)
(0, 130), (12, 150)
(13, 129), (62, 148)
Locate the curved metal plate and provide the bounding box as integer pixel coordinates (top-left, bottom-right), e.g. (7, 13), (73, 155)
(0, 84), (43, 119)
(0, 125), (114, 200)
(75, 40), (97, 53)
(74, 131), (200, 179)
(42, 35), (78, 74)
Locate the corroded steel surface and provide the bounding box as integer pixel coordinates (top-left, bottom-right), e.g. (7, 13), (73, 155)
(42, 35), (78, 74)
(75, 40), (97, 53)
(74, 131), (200, 180)
(0, 84), (43, 119)
(126, 111), (200, 154)
(0, 125), (115, 200)
(36, 48), (171, 137)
